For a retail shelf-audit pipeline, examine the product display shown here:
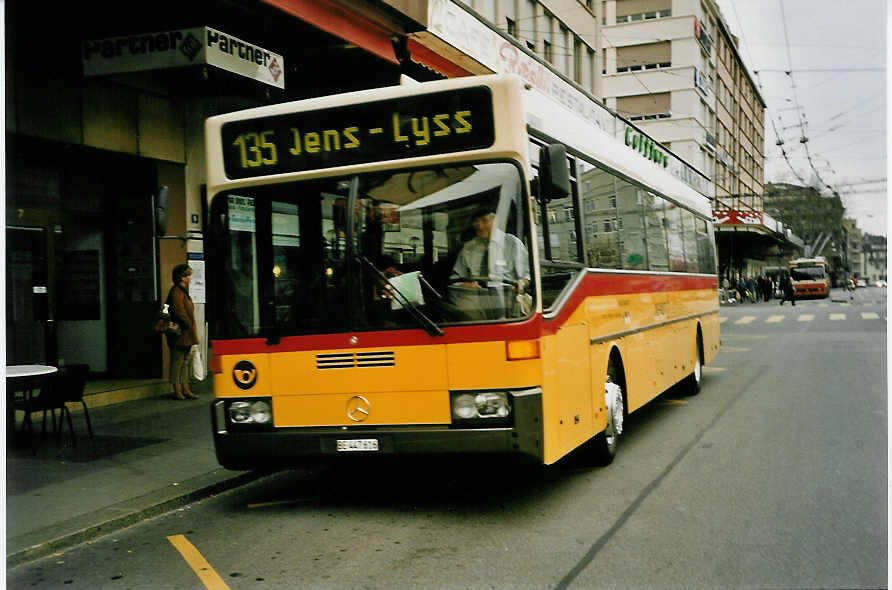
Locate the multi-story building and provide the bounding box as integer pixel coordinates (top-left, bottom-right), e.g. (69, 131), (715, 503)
(440, 0), (602, 97)
(861, 234), (887, 283)
(842, 218), (864, 279)
(600, 0), (765, 210)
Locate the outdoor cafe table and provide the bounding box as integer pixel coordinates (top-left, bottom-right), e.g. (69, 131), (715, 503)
(6, 365), (58, 443)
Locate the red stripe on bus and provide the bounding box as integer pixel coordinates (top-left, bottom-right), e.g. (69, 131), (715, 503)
(543, 273), (717, 330)
(211, 273), (717, 355)
(212, 316), (543, 355)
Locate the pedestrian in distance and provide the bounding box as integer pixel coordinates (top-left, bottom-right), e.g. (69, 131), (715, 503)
(166, 263), (199, 400)
(779, 272), (795, 306)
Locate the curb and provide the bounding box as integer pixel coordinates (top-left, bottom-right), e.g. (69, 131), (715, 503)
(6, 468), (269, 569)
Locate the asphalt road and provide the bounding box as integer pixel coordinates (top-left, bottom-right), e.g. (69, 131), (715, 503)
(9, 288), (887, 589)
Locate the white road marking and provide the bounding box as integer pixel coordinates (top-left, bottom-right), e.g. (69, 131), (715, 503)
(734, 316), (756, 325)
(765, 315), (785, 323)
(829, 313), (846, 321)
(719, 316), (728, 324)
(861, 312), (880, 319)
(797, 314), (815, 322)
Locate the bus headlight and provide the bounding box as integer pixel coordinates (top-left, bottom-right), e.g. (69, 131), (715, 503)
(227, 398), (273, 426)
(450, 390), (513, 426)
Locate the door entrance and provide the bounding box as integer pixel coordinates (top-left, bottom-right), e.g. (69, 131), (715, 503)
(7, 138), (165, 377)
(6, 227), (51, 365)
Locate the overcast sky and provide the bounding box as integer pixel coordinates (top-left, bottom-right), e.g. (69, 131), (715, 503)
(713, 0), (887, 237)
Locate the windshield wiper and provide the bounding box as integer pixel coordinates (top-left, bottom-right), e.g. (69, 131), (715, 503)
(356, 255), (444, 337)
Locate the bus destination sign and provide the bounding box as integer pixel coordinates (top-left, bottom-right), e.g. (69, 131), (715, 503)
(221, 86), (495, 178)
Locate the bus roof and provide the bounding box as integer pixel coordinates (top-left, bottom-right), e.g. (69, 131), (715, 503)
(789, 256), (827, 265)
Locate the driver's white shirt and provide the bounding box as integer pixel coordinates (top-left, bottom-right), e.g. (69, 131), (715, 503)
(450, 228), (529, 287)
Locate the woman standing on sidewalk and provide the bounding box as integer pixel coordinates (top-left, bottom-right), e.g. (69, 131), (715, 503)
(166, 264), (199, 400)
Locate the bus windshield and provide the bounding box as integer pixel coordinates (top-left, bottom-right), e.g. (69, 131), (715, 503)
(208, 161), (533, 339)
(791, 266), (825, 281)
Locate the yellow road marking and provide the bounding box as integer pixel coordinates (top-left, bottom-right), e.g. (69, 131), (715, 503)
(734, 316), (756, 325)
(167, 534), (230, 590)
(659, 398), (687, 405)
(829, 313), (846, 321)
(765, 315), (785, 323)
(797, 314), (814, 322)
(702, 366), (727, 373)
(861, 312), (880, 319)
(720, 346), (751, 352)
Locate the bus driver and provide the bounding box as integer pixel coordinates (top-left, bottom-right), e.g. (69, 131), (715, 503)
(449, 206), (530, 319)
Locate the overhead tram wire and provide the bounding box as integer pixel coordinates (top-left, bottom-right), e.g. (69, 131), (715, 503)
(724, 0), (809, 187)
(777, 0), (840, 194)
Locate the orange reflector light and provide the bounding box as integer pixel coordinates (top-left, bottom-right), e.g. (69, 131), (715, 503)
(506, 340), (540, 360)
(210, 353), (223, 374)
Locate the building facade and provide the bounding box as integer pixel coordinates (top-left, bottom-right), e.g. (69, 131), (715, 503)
(861, 234), (887, 284)
(600, 0), (765, 206)
(842, 218), (864, 280)
(5, 0), (425, 375)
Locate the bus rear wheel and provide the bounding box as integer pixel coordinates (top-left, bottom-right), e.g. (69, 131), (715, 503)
(593, 362), (624, 465)
(685, 333), (703, 396)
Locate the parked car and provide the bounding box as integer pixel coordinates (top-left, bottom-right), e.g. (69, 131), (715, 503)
(875, 280), (887, 288)
(857, 279), (867, 288)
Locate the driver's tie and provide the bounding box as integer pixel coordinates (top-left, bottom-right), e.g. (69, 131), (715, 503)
(479, 243), (489, 281)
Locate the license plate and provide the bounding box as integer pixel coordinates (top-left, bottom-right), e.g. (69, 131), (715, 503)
(336, 439), (379, 452)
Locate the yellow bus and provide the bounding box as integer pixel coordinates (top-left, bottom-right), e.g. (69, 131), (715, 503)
(205, 74), (719, 468)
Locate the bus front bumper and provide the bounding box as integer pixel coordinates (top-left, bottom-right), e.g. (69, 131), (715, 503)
(211, 389), (543, 469)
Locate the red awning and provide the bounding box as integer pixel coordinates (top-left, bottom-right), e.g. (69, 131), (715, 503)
(406, 38), (472, 78)
(261, 0), (399, 64)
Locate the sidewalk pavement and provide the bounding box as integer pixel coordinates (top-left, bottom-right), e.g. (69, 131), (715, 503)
(6, 379), (263, 569)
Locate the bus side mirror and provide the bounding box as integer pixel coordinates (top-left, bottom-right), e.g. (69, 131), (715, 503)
(538, 143), (570, 201)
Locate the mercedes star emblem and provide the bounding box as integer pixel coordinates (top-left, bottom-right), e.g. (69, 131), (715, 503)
(346, 395), (371, 422)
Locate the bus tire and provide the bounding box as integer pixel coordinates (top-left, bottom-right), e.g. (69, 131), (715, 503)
(685, 331), (703, 396)
(593, 361), (624, 466)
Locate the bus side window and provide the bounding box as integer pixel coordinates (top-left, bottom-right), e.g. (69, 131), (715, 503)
(617, 181), (647, 270)
(577, 161), (620, 269)
(695, 218), (714, 273)
(533, 148), (586, 310)
(643, 192), (669, 271)
(680, 208), (699, 273)
(664, 204), (685, 272)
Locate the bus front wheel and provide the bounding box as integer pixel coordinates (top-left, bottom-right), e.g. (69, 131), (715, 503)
(593, 362), (624, 465)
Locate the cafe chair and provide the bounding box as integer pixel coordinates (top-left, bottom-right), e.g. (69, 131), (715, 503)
(15, 371), (76, 452)
(59, 364), (93, 439)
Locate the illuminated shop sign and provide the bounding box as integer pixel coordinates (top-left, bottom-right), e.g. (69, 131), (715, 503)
(624, 127), (669, 168)
(221, 86), (495, 178)
(83, 27), (285, 89)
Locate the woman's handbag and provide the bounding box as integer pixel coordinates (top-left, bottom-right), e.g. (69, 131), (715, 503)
(152, 303), (182, 336)
(191, 345), (204, 381)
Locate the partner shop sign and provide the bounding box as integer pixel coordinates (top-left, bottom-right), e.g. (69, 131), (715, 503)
(83, 27), (285, 89)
